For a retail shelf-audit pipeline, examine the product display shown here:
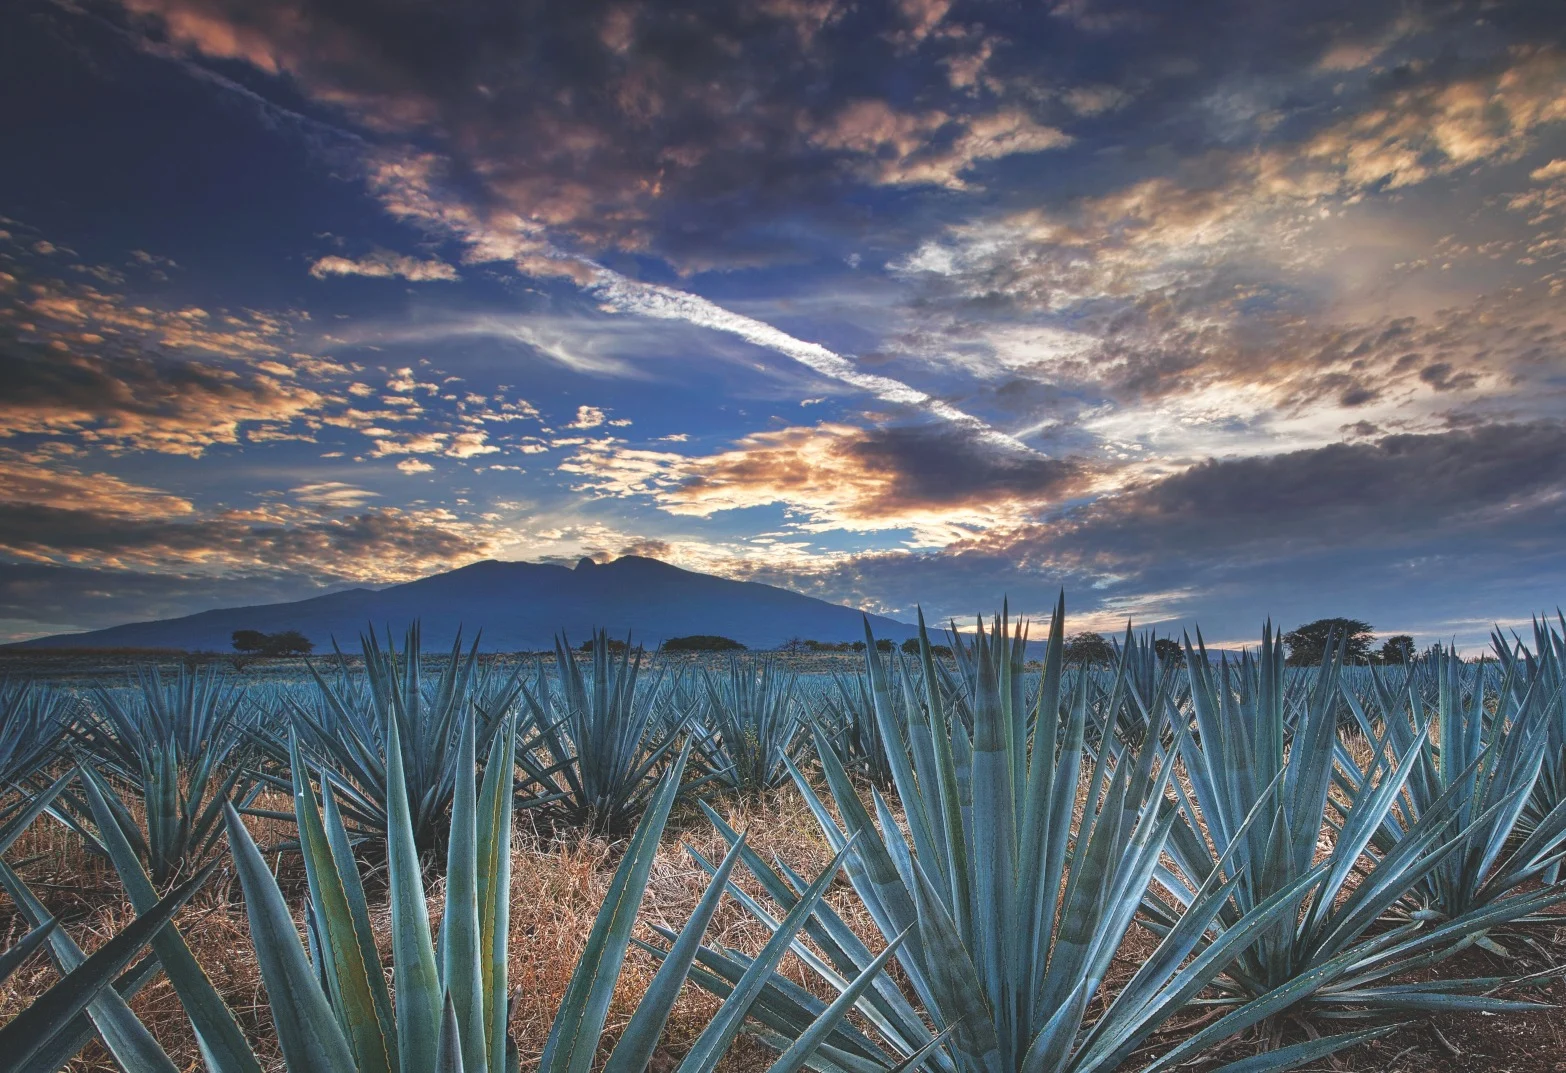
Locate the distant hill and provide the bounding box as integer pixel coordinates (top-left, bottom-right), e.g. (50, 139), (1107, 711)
(6, 556), (919, 652)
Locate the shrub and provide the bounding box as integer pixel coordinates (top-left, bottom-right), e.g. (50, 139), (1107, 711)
(662, 634), (746, 652)
(230, 628), (314, 657)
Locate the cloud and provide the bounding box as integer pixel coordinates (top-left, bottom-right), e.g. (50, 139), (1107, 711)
(5, 266), (304, 359)
(0, 459), (195, 519)
(308, 250), (460, 281)
(1045, 420), (1566, 570)
(0, 463), (493, 583)
(568, 405), (606, 429)
(291, 481), (379, 509)
(721, 419), (1566, 641)
(561, 420), (1084, 542)
(809, 100), (1069, 188)
(0, 332), (328, 456)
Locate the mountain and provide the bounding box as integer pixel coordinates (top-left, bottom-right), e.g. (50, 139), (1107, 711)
(6, 556), (919, 652)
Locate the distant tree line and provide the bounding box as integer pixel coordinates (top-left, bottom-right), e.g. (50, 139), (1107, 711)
(1282, 618), (1416, 666)
(225, 620), (1417, 666)
(231, 629), (314, 657)
(1058, 620), (1418, 668)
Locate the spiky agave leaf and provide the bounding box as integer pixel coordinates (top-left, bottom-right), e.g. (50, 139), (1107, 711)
(690, 599), (1415, 1073)
(1337, 641), (1566, 921)
(1151, 624), (1565, 1029)
(1492, 612), (1566, 882)
(0, 679), (71, 818)
(515, 629), (685, 834)
(67, 664), (254, 884)
(688, 656), (807, 794)
(250, 623), (527, 852)
(0, 869), (207, 1073)
(75, 763), (264, 1073)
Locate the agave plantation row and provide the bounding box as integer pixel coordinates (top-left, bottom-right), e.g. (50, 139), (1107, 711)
(0, 603), (1565, 1073)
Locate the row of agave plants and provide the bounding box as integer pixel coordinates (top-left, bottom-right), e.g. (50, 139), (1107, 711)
(0, 602), (1563, 1072)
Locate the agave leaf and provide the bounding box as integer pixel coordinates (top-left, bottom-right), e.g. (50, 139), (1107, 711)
(1206, 1024), (1400, 1073)
(436, 996), (466, 1073)
(1018, 980), (1088, 1073)
(0, 858), (183, 1073)
(288, 742), (394, 1073)
(691, 808), (936, 1063)
(384, 711), (442, 1073)
(76, 764), (263, 1073)
(440, 711), (487, 1073)
(676, 834), (861, 1073)
(601, 835), (746, 1073)
(21, 953), (164, 1073)
(762, 928), (912, 1073)
(0, 773), (74, 859)
(223, 803), (358, 1073)
(0, 874), (202, 1073)
(538, 740), (690, 1073)
(477, 714), (517, 1073)
(320, 766), (400, 1072)
(0, 919), (58, 987)
(906, 856), (1003, 1073)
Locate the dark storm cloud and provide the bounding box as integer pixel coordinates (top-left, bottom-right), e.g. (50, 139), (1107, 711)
(838, 421), (1082, 509)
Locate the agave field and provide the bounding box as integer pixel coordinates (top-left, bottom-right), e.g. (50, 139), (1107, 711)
(0, 603), (1565, 1073)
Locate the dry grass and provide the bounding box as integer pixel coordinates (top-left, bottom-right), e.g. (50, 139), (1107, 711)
(0, 774), (887, 1072)
(1, 755), (1564, 1073)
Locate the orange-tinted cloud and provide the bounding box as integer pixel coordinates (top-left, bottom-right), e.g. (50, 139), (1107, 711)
(562, 421), (1085, 541)
(0, 460), (494, 583)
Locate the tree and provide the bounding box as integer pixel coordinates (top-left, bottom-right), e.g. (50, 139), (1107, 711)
(875, 639), (894, 653)
(231, 629), (268, 654)
(1153, 637), (1186, 666)
(1282, 618), (1374, 666)
(1065, 631), (1114, 665)
(663, 634), (747, 653)
(262, 630), (314, 657)
(233, 629), (313, 657)
(1379, 634), (1416, 665)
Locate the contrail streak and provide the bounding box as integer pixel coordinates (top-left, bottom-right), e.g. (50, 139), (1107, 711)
(586, 267), (1034, 453)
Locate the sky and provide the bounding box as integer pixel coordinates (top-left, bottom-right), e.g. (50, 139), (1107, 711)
(2, 0), (1565, 648)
